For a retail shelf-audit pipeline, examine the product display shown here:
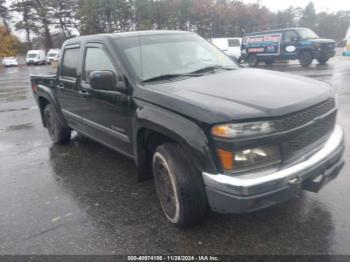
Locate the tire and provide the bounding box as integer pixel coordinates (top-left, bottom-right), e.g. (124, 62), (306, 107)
(247, 54), (259, 67)
(299, 51), (313, 67)
(317, 57), (329, 64)
(264, 59), (274, 66)
(152, 143), (207, 227)
(44, 104), (71, 144)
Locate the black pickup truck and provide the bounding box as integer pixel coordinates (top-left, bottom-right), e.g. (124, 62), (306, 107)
(31, 31), (345, 227)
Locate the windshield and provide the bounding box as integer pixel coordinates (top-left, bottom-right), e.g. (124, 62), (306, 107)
(27, 54), (38, 58)
(114, 33), (238, 82)
(48, 53), (57, 57)
(297, 28), (319, 39)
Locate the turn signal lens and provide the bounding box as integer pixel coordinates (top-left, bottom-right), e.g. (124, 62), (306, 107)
(212, 125), (231, 137)
(217, 149), (234, 171)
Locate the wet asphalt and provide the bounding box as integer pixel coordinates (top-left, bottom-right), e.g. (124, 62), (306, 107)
(0, 56), (349, 255)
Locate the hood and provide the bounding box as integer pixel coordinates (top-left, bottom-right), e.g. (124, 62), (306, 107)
(307, 38), (336, 44)
(134, 68), (333, 125)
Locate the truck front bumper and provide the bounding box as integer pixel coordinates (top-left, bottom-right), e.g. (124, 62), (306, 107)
(202, 125), (345, 214)
(314, 50), (336, 59)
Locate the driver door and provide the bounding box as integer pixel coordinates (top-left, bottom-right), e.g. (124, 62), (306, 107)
(76, 42), (133, 157)
(281, 30), (299, 59)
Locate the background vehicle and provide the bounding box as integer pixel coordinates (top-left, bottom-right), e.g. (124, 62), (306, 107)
(343, 26), (350, 56)
(210, 37), (242, 62)
(241, 28), (336, 67)
(46, 49), (60, 63)
(30, 31), (344, 227)
(2, 57), (18, 67)
(26, 50), (46, 65)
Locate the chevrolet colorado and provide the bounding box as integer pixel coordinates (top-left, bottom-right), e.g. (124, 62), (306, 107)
(31, 31), (345, 227)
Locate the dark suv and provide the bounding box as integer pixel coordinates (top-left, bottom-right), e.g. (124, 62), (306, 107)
(31, 31), (345, 227)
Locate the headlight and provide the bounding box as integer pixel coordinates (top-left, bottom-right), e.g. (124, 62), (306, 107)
(217, 145), (281, 173)
(212, 121), (276, 139)
(314, 43), (321, 49)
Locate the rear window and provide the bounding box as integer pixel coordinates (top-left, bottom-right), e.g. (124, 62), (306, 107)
(228, 39), (240, 47)
(61, 48), (79, 78)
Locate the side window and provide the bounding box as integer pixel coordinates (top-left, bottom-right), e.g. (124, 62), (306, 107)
(84, 47), (115, 81)
(61, 48), (80, 78)
(228, 39), (240, 47)
(284, 31), (298, 42)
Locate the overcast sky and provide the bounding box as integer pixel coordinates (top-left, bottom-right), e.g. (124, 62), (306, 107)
(244, 0), (350, 12)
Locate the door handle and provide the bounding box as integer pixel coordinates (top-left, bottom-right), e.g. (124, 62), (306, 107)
(78, 90), (91, 97)
(57, 84), (64, 89)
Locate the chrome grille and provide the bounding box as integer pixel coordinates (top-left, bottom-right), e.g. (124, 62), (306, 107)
(321, 43), (335, 52)
(279, 99), (336, 161)
(276, 98), (335, 131)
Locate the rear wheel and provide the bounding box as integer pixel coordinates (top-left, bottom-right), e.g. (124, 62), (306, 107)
(247, 54), (259, 67)
(44, 104), (71, 144)
(152, 143), (207, 227)
(299, 51), (313, 67)
(317, 57), (329, 64)
(264, 59), (274, 66)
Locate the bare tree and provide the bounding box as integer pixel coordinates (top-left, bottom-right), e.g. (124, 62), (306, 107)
(0, 0), (11, 33)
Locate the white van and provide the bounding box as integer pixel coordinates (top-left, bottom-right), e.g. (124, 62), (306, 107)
(26, 50), (46, 65)
(46, 49), (60, 63)
(210, 37), (242, 61)
(343, 26), (350, 56)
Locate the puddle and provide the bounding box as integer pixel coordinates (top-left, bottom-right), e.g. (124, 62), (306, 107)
(5, 123), (34, 131)
(0, 107), (30, 113)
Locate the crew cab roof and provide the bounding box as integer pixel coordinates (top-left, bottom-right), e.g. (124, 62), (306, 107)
(63, 30), (192, 46)
(245, 27), (308, 36)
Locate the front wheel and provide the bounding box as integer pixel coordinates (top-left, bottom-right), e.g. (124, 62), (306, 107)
(247, 54), (259, 67)
(317, 57), (329, 64)
(299, 51), (313, 67)
(152, 143), (207, 227)
(44, 104), (71, 144)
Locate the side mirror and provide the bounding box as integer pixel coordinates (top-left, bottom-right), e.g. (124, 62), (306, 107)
(89, 70), (126, 92)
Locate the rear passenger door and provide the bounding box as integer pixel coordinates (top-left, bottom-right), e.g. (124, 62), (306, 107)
(57, 44), (84, 130)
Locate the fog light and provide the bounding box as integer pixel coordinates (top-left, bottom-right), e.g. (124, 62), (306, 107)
(233, 145), (281, 173)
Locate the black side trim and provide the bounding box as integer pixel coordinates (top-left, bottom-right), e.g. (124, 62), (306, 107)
(61, 109), (130, 143)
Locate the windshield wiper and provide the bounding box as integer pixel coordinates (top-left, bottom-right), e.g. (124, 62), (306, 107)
(141, 73), (201, 83)
(190, 65), (235, 74)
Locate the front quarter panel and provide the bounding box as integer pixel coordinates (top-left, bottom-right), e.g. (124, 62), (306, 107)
(133, 99), (218, 174)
